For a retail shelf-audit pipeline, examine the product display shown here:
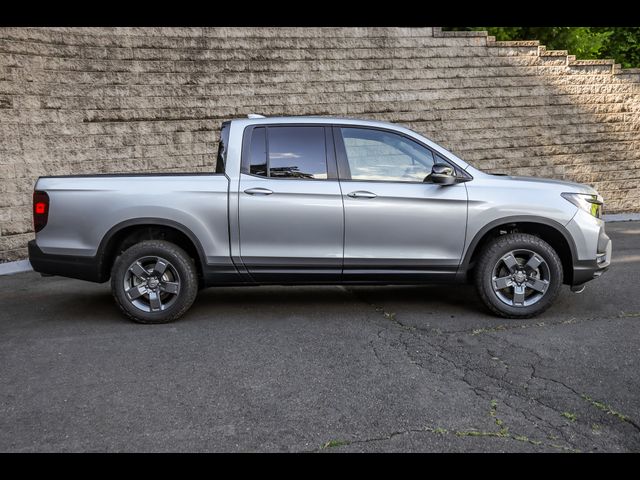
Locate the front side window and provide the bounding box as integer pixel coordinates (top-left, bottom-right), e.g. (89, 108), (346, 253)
(246, 126), (328, 179)
(340, 127), (436, 182)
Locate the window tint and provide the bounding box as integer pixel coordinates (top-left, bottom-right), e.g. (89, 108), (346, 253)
(268, 127), (327, 179)
(245, 126), (329, 179)
(340, 128), (435, 182)
(249, 127), (267, 176)
(215, 121), (230, 174)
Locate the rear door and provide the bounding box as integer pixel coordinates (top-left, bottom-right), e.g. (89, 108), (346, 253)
(238, 125), (344, 282)
(334, 126), (468, 282)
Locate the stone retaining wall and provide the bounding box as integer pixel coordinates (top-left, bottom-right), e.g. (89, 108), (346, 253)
(1, 27), (638, 262)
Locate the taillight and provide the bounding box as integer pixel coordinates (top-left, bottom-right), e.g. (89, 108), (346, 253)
(33, 191), (49, 233)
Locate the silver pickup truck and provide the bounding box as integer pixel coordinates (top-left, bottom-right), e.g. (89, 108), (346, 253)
(29, 115), (611, 323)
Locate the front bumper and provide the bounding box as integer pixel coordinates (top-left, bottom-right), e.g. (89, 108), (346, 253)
(571, 229), (611, 286)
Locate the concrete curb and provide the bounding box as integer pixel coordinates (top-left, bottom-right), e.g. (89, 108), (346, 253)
(0, 259), (33, 276)
(603, 213), (640, 222)
(1, 213), (638, 276)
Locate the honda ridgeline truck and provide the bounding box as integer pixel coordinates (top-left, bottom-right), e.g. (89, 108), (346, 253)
(29, 116), (611, 323)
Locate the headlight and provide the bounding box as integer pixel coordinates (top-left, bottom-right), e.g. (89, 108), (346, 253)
(561, 192), (603, 218)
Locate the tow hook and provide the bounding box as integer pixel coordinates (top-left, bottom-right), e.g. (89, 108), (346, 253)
(571, 284), (586, 294)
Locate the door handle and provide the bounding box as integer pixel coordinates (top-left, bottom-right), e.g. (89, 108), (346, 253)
(347, 190), (377, 199)
(244, 187), (273, 196)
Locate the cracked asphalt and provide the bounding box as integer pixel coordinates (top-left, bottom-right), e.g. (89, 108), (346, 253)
(0, 221), (639, 452)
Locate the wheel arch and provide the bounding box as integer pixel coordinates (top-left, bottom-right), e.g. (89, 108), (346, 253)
(460, 216), (577, 285)
(96, 218), (207, 282)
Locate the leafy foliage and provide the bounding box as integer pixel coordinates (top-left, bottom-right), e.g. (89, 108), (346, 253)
(445, 27), (640, 68)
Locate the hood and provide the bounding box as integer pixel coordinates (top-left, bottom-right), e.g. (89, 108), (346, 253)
(490, 174), (598, 195)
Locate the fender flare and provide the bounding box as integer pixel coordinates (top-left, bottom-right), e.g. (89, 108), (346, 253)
(96, 217), (208, 278)
(458, 215), (578, 273)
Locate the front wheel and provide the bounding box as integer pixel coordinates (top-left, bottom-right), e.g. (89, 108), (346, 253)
(111, 240), (199, 324)
(474, 233), (563, 318)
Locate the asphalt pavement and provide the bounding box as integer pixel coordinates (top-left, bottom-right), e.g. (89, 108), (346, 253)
(0, 221), (639, 452)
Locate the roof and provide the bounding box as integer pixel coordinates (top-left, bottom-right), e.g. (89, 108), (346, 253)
(232, 115), (401, 130)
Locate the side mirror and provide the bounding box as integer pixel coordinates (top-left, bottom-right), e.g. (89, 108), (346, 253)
(429, 163), (457, 185)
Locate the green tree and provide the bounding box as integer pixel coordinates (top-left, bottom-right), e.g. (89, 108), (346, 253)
(594, 27), (640, 68)
(445, 27), (640, 68)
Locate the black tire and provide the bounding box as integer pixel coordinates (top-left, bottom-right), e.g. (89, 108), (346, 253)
(111, 240), (199, 324)
(474, 233), (563, 319)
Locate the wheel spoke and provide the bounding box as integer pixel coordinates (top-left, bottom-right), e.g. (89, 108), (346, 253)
(129, 262), (148, 280)
(502, 253), (519, 273)
(148, 290), (162, 311)
(513, 284), (526, 306)
(525, 255), (543, 272)
(493, 275), (513, 290)
(526, 277), (548, 293)
(160, 282), (179, 294)
(126, 284), (147, 300)
(153, 259), (169, 277)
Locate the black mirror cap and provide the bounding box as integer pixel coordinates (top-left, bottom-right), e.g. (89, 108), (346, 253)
(432, 163), (454, 176)
(430, 163), (457, 185)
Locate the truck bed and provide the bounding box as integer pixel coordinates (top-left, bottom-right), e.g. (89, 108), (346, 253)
(34, 173), (231, 264)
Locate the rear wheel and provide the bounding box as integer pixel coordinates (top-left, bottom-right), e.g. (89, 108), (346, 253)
(474, 233), (563, 318)
(111, 240), (198, 324)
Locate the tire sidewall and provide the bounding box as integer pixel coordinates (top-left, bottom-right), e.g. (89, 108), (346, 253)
(111, 240), (198, 324)
(476, 234), (563, 318)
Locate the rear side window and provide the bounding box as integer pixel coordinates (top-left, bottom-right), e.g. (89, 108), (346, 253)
(245, 126), (328, 180)
(215, 121), (230, 174)
(268, 127), (327, 179)
(249, 127), (267, 176)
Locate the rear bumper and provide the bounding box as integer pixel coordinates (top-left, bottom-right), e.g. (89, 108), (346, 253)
(28, 240), (106, 283)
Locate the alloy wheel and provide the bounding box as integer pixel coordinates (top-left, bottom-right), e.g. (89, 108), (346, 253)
(491, 249), (550, 307)
(123, 256), (181, 312)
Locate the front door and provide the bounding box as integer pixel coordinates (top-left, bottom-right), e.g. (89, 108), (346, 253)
(238, 125), (344, 282)
(334, 126), (468, 282)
